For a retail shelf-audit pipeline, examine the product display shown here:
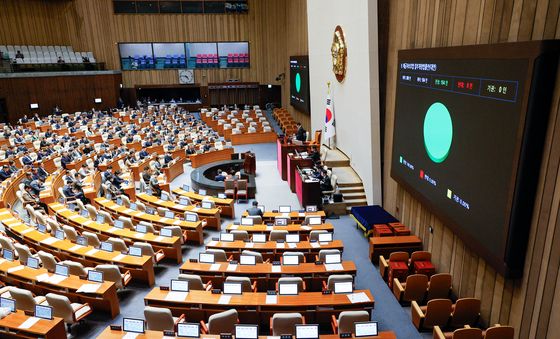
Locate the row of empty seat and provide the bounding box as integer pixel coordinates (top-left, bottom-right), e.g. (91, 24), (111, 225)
(0, 45), (96, 64)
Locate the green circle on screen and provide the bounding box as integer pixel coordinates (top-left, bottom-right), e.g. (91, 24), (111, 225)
(295, 73), (302, 93)
(423, 102), (453, 163)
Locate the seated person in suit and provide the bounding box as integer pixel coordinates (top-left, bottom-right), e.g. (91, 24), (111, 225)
(22, 185), (48, 213)
(163, 152), (173, 165)
(21, 151), (33, 166)
(295, 122), (307, 142)
(0, 165), (11, 181)
(62, 180), (77, 200)
(138, 147), (149, 159)
(247, 201), (263, 217)
(214, 169), (226, 182)
(60, 151), (73, 170)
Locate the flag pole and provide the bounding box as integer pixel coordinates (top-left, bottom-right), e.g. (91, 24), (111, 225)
(327, 82), (332, 149)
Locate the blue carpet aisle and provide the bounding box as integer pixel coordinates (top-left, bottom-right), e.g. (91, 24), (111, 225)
(10, 141), (428, 338)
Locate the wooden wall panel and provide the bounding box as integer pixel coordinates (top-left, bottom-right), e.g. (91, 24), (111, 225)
(0, 73), (121, 122)
(382, 0), (560, 337)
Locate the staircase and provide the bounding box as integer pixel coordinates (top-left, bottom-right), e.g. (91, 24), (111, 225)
(322, 147), (368, 213)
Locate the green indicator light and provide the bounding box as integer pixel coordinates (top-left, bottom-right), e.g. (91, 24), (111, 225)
(295, 73), (301, 93)
(423, 102), (453, 163)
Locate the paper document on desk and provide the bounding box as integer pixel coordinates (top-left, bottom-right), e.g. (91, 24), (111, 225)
(324, 264), (344, 271)
(347, 292), (370, 303)
(36, 273), (50, 282)
(154, 236), (164, 242)
(276, 243), (285, 249)
(69, 214), (81, 221)
(160, 217), (170, 223)
(266, 226), (273, 231)
(281, 213), (289, 218)
(108, 227), (118, 233)
(209, 264), (221, 271)
(135, 233), (145, 238)
(40, 237), (58, 245)
(7, 265), (24, 273)
(85, 249), (99, 256)
(18, 316), (40, 329)
(266, 295), (277, 304)
(123, 333), (139, 339)
(21, 228), (33, 234)
(192, 207), (200, 212)
(226, 264), (237, 272)
(77, 284), (100, 293)
(83, 220), (93, 226)
(173, 220), (182, 225)
(48, 274), (67, 284)
(271, 266), (282, 273)
(245, 242), (254, 248)
(218, 295), (231, 304)
(298, 213), (305, 217)
(123, 209), (134, 214)
(301, 226), (311, 231)
(287, 243), (297, 249)
(310, 242), (320, 248)
(165, 291), (188, 301)
(229, 225), (238, 230)
(112, 254), (126, 261)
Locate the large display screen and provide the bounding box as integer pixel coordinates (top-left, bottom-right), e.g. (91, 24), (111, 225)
(290, 56), (310, 114)
(118, 42), (249, 70)
(391, 42), (559, 277)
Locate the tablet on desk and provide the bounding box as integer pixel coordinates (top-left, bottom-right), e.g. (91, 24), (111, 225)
(223, 282), (242, 295)
(282, 255), (299, 266)
(235, 325), (258, 339)
(179, 198), (190, 206)
(135, 224), (147, 233)
(278, 283), (299, 296)
(177, 323), (200, 338)
(26, 257), (39, 269)
(116, 198), (123, 205)
(123, 318), (145, 334)
(35, 304), (53, 320)
(129, 203), (137, 210)
(306, 205), (317, 212)
(275, 218), (288, 226)
(76, 236), (87, 246)
(171, 279), (189, 292)
(88, 270), (104, 283)
(318, 233), (333, 242)
(55, 263), (69, 277)
(218, 193), (227, 199)
(36, 224), (47, 233)
(54, 230), (65, 240)
(295, 324), (319, 339)
(160, 228), (173, 237)
(354, 321), (379, 337)
(199, 252), (215, 264)
(201, 201), (212, 209)
(220, 233), (234, 242)
(96, 215), (105, 224)
(185, 213), (197, 222)
(308, 217), (322, 226)
(160, 194), (169, 201)
(279, 206), (291, 213)
(325, 253), (341, 264)
(128, 246), (142, 257)
(334, 281), (353, 294)
(0, 297), (15, 313)
(100, 242), (113, 252)
(3, 249), (14, 261)
(252, 234), (266, 243)
(239, 255), (256, 265)
(286, 234), (300, 243)
(81, 209), (90, 218)
(164, 211), (175, 219)
(182, 184), (190, 192)
(114, 220), (124, 229)
(241, 218), (254, 226)
(198, 189), (207, 196)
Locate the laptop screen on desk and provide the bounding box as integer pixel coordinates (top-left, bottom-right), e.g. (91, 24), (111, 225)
(123, 318), (145, 334)
(286, 234), (300, 243)
(239, 255), (256, 265)
(279, 283), (299, 295)
(55, 264), (69, 277)
(279, 206), (291, 213)
(182, 184), (190, 192)
(177, 323), (200, 338)
(318, 233), (333, 242)
(334, 281), (353, 294)
(275, 218), (288, 226)
(88, 270), (104, 283)
(308, 217), (322, 225)
(306, 205), (317, 212)
(199, 253), (215, 264)
(96, 215), (105, 224)
(252, 234), (266, 243)
(282, 255), (299, 266)
(100, 242), (113, 252)
(171, 279), (189, 292)
(198, 189), (207, 196)
(136, 224), (147, 233)
(129, 246), (142, 257)
(325, 253), (341, 264)
(0, 297), (15, 312)
(129, 203), (137, 210)
(201, 201), (212, 209)
(35, 305), (53, 320)
(220, 233), (234, 242)
(160, 228), (173, 237)
(27, 257), (39, 269)
(165, 211), (175, 219)
(241, 218), (254, 226)
(235, 325), (258, 339)
(55, 230), (65, 240)
(295, 325), (319, 339)
(114, 220), (124, 229)
(223, 282), (242, 295)
(185, 213), (197, 222)
(354, 322), (378, 337)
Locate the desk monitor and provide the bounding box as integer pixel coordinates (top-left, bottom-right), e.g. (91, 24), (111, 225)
(354, 321), (378, 337)
(26, 257), (39, 269)
(182, 184), (190, 192)
(286, 234), (300, 243)
(96, 215), (105, 224)
(218, 193), (227, 199)
(114, 220), (124, 229)
(3, 249), (14, 261)
(116, 197), (123, 205)
(185, 213), (198, 222)
(252, 234), (266, 243)
(201, 201), (212, 209)
(282, 254), (299, 266)
(306, 205), (317, 212)
(199, 252), (215, 264)
(129, 203), (137, 210)
(235, 325), (258, 339)
(129, 246), (142, 257)
(223, 282), (242, 295)
(76, 236), (87, 246)
(81, 209), (90, 218)
(275, 218), (288, 226)
(145, 188), (153, 195)
(279, 206), (291, 213)
(198, 189), (207, 196)
(171, 279), (189, 292)
(0, 297), (15, 312)
(241, 218), (254, 226)
(160, 194), (169, 201)
(325, 253), (341, 264)
(239, 255), (256, 265)
(334, 281), (353, 294)
(220, 233), (234, 242)
(37, 224), (47, 233)
(35, 304), (53, 320)
(308, 217), (322, 226)
(179, 198), (190, 206)
(318, 233), (333, 243)
(136, 224), (147, 233)
(146, 207), (156, 215)
(165, 211), (175, 219)
(160, 228), (173, 237)
(123, 318), (145, 334)
(100, 242), (113, 252)
(55, 263), (69, 277)
(54, 229), (65, 240)
(68, 203), (77, 211)
(177, 323), (200, 338)
(257, 205), (265, 213)
(88, 270), (104, 283)
(279, 283), (299, 295)
(295, 324), (319, 339)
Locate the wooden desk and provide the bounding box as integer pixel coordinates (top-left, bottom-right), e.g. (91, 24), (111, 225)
(172, 188), (235, 218)
(97, 328), (396, 339)
(296, 169), (322, 208)
(66, 155), (91, 171)
(206, 239), (344, 262)
(130, 155), (153, 182)
(189, 148), (234, 169)
(49, 203), (183, 263)
(179, 261), (356, 291)
(0, 171), (25, 209)
(94, 197), (204, 245)
(136, 193), (221, 230)
(0, 209), (156, 286)
(39, 170), (62, 205)
(162, 159), (184, 183)
(0, 310), (67, 339)
(276, 139), (308, 181)
(230, 131), (278, 145)
(224, 223), (334, 237)
(241, 211), (326, 224)
(144, 289), (374, 327)
(368, 235), (423, 264)
(0, 257), (120, 318)
(287, 155), (314, 192)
